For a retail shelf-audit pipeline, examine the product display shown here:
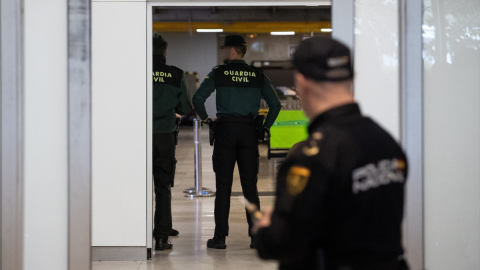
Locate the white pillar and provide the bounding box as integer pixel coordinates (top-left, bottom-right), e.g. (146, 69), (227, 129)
(91, 0), (148, 260)
(23, 0), (69, 269)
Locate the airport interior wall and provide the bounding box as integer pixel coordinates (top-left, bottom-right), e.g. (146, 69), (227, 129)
(423, 0), (480, 268)
(91, 1), (148, 249)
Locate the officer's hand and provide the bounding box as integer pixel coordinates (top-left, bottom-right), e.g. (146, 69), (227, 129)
(202, 118), (217, 125)
(251, 206), (273, 234)
(258, 127), (269, 142)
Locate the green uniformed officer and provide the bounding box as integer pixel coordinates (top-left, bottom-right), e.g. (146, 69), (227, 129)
(192, 35), (281, 249)
(253, 37), (410, 270)
(152, 33), (192, 251)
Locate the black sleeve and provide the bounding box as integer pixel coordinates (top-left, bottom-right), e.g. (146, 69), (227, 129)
(175, 74), (193, 115)
(256, 143), (329, 262)
(192, 70), (216, 120)
(261, 75), (281, 128)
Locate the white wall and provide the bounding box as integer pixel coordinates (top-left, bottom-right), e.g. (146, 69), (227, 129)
(160, 32), (218, 117)
(23, 0), (68, 269)
(354, 0), (400, 140)
(92, 1), (147, 247)
(423, 0), (480, 269)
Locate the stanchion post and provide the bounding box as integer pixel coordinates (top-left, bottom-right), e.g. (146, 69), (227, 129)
(185, 118), (215, 198)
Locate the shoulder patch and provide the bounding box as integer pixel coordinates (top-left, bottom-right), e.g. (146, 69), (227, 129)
(286, 166), (311, 195)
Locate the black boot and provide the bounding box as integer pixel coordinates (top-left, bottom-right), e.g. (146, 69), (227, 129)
(207, 236), (226, 249)
(169, 228), (179, 236)
(155, 238), (173, 251)
(250, 236), (257, 249)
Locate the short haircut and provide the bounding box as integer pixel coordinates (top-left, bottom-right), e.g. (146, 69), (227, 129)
(153, 35), (168, 55)
(232, 45), (247, 57)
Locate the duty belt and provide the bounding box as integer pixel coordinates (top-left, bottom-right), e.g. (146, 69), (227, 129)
(217, 116), (255, 123)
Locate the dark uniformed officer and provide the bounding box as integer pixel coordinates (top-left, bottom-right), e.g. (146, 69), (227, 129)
(152, 33), (192, 250)
(253, 37), (409, 270)
(192, 35), (281, 249)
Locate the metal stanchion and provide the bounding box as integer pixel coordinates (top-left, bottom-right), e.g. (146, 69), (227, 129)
(185, 118), (215, 198)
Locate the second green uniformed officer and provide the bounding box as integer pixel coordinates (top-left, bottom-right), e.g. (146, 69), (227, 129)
(152, 33), (192, 251)
(253, 37), (409, 270)
(192, 35), (281, 249)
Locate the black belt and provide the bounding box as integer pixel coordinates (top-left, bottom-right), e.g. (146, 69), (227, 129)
(217, 116), (255, 123)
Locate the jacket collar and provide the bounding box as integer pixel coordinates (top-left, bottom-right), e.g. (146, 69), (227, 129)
(228, 59), (246, 64)
(308, 103), (361, 134)
(153, 54), (166, 65)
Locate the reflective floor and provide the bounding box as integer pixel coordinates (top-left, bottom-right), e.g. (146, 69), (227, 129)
(93, 126), (280, 270)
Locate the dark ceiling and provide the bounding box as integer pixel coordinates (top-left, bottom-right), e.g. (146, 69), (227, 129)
(153, 6), (331, 22)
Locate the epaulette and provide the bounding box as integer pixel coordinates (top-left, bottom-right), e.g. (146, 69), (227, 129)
(212, 65), (223, 70)
(301, 130), (324, 157)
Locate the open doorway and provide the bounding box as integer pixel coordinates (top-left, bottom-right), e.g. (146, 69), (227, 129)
(145, 4), (332, 267)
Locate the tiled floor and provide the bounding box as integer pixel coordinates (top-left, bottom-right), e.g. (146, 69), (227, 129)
(93, 126), (280, 270)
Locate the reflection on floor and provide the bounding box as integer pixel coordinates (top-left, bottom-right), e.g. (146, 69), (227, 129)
(93, 126), (280, 270)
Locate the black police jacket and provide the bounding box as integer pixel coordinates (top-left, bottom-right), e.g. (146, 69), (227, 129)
(255, 103), (408, 270)
(152, 54), (192, 133)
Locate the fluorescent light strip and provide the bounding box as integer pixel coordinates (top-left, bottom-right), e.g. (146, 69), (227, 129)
(270, 31), (295, 35)
(321, 28), (332, 32)
(196, 29), (223, 32)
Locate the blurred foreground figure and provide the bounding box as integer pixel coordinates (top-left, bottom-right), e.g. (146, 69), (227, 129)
(253, 37), (409, 270)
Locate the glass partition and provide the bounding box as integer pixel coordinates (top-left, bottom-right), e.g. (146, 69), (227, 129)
(423, 1), (480, 269)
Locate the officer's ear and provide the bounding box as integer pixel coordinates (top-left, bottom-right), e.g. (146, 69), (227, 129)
(229, 47), (237, 58)
(295, 72), (309, 95)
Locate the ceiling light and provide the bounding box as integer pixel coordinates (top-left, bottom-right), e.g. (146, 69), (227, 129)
(196, 29), (223, 33)
(321, 28), (333, 32)
(270, 31), (295, 35)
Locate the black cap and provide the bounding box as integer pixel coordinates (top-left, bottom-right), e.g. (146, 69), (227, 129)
(219, 35), (247, 49)
(152, 32), (168, 55)
(293, 37), (353, 82)
(153, 32), (167, 46)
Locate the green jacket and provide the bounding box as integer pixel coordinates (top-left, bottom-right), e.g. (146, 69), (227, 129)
(153, 55), (192, 133)
(192, 60), (281, 128)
